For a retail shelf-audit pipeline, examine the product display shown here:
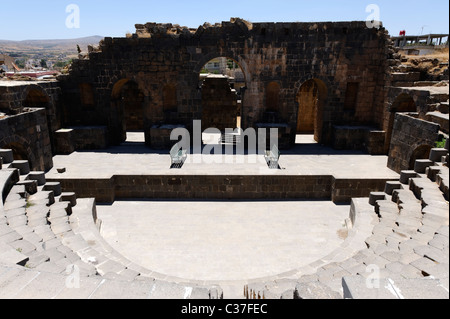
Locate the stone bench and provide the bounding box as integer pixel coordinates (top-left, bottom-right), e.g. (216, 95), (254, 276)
(43, 182), (62, 197)
(9, 160), (30, 175)
(26, 171), (46, 186)
(400, 170), (417, 184)
(414, 159), (434, 174)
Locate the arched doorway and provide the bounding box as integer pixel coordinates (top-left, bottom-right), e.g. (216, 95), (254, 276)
(111, 79), (145, 143)
(23, 87), (50, 109)
(296, 79), (327, 143)
(199, 57), (246, 132)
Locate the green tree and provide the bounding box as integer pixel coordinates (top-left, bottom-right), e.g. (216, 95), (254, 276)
(40, 59), (47, 68)
(15, 59), (25, 68)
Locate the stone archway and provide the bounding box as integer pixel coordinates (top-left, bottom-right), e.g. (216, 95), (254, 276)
(198, 57), (246, 131)
(111, 79), (145, 132)
(295, 79), (328, 142)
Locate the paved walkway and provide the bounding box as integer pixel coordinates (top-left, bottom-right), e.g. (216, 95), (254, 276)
(96, 200), (350, 283)
(47, 134), (399, 180)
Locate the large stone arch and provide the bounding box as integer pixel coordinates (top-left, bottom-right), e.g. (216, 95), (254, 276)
(195, 53), (250, 131)
(0, 135), (38, 170)
(193, 52), (251, 86)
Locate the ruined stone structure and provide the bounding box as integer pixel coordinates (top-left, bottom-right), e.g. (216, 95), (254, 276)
(57, 19), (391, 150)
(0, 18), (449, 300)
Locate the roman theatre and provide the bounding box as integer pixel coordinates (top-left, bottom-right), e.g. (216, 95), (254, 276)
(0, 18), (448, 299)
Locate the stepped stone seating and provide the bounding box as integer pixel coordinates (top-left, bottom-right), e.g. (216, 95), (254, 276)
(245, 147), (449, 299)
(1, 151), (221, 299)
(2, 147), (448, 299)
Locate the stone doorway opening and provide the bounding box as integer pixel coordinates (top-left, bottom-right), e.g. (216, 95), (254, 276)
(295, 79), (327, 143)
(199, 57), (246, 144)
(111, 79), (145, 143)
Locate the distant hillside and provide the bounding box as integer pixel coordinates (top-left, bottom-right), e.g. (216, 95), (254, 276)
(0, 36), (104, 54)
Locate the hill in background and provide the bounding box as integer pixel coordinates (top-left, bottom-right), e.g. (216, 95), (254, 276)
(0, 36), (104, 56)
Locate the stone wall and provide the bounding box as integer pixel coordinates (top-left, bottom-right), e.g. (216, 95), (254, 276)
(332, 126), (386, 155)
(60, 19), (391, 150)
(0, 108), (53, 171)
(387, 113), (440, 173)
(0, 81), (62, 154)
(48, 173), (396, 204)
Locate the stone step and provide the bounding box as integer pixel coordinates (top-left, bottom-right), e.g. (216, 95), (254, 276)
(414, 160), (434, 174)
(9, 161), (30, 175)
(437, 174), (449, 200)
(26, 171), (46, 186)
(43, 182), (62, 197)
(392, 189), (419, 205)
(0, 243), (29, 266)
(28, 191), (55, 206)
(369, 192), (386, 206)
(400, 170), (417, 184)
(60, 192), (77, 207)
(0, 149), (14, 164)
(16, 180), (38, 195)
(426, 166), (444, 182)
(384, 181), (403, 195)
(429, 148), (449, 163)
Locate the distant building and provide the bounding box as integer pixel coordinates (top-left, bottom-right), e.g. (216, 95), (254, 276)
(391, 33), (449, 55)
(0, 54), (15, 72)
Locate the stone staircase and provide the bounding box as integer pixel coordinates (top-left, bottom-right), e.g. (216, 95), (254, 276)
(0, 148), (222, 299)
(244, 147), (449, 299)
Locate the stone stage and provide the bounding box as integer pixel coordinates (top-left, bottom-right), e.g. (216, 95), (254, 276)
(46, 133), (399, 204)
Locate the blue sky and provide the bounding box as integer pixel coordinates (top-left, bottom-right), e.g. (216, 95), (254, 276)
(0, 0), (448, 40)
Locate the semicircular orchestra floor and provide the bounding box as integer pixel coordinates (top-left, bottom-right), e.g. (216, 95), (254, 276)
(96, 200), (350, 283)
